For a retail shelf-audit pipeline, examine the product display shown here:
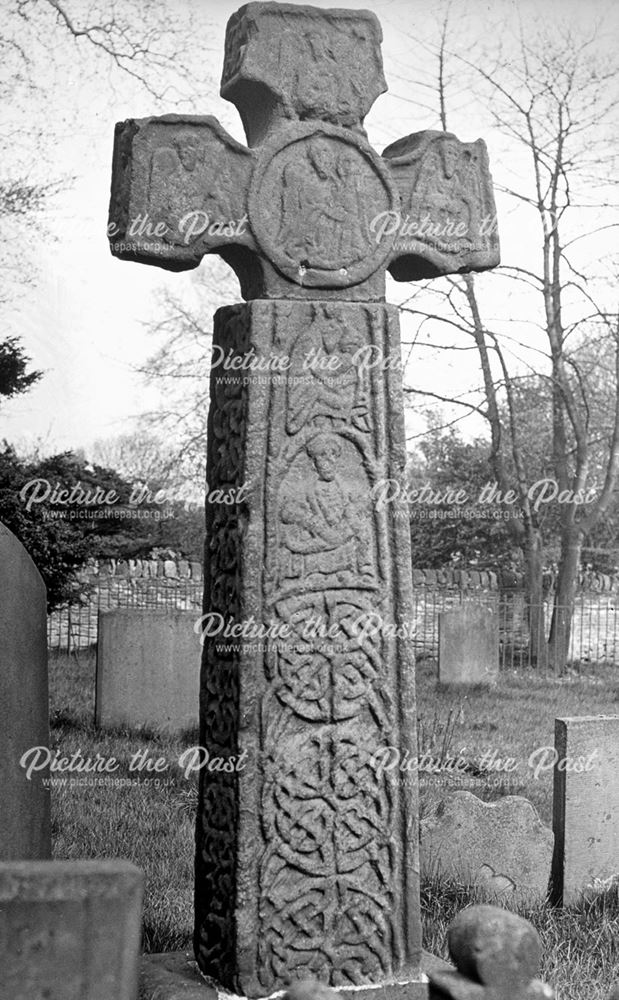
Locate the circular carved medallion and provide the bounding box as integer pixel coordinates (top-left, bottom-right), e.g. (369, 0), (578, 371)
(248, 124), (398, 288)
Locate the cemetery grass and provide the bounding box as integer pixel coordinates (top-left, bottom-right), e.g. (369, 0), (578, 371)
(49, 649), (618, 996)
(415, 656), (619, 824)
(49, 647), (196, 952)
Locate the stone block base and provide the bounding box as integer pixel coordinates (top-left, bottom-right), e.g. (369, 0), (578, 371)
(139, 953), (448, 1000)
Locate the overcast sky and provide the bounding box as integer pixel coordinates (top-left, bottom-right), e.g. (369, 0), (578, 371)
(1, 0), (617, 458)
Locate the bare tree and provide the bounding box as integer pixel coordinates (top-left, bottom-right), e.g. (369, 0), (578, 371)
(132, 262), (238, 490)
(399, 9), (619, 670)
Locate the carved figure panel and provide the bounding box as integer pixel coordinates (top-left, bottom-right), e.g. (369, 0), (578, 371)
(249, 125), (398, 288)
(382, 130), (499, 276)
(286, 306), (371, 435)
(221, 5), (387, 130)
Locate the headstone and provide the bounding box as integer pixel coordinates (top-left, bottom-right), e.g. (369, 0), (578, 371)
(551, 716), (619, 904)
(109, 2), (499, 996)
(95, 610), (200, 733)
(163, 559), (177, 578)
(0, 860), (143, 1000)
(420, 792), (553, 904)
(438, 606), (498, 685)
(0, 522), (51, 860)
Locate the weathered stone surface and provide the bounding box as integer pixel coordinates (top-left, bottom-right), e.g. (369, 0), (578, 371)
(190, 560), (203, 581)
(0, 860), (143, 1000)
(383, 131), (499, 280)
(438, 606), (498, 686)
(109, 3), (500, 998)
(221, 3), (387, 139)
(109, 8), (498, 300)
(0, 522), (51, 861)
(95, 609), (199, 733)
(420, 792), (553, 904)
(140, 953), (442, 1000)
(428, 905), (554, 1000)
(551, 716), (619, 904)
(195, 299), (424, 996)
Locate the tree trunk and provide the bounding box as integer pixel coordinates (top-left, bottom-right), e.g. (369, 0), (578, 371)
(523, 527), (547, 669)
(548, 530), (582, 674)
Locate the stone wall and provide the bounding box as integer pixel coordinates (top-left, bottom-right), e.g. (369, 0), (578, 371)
(411, 568), (619, 666)
(48, 560), (619, 665)
(77, 557), (203, 582)
(47, 559), (203, 651)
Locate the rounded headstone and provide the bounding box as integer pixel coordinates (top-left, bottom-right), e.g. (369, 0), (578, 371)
(0, 523), (51, 860)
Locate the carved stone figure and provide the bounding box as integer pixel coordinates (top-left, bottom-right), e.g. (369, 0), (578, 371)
(286, 308), (369, 435)
(278, 433), (374, 589)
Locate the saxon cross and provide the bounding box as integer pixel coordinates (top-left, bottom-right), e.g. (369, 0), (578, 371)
(108, 4), (499, 998)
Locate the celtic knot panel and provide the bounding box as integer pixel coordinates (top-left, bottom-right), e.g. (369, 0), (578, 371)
(195, 301), (421, 997)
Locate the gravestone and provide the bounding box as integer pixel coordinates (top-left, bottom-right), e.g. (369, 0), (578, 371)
(438, 606), (498, 685)
(116, 559), (130, 577)
(0, 860), (143, 1000)
(95, 609), (200, 733)
(420, 791), (554, 904)
(109, 2), (499, 996)
(551, 716), (619, 904)
(0, 522), (51, 861)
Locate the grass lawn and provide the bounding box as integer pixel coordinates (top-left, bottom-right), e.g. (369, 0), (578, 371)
(48, 647), (618, 998)
(415, 656), (619, 823)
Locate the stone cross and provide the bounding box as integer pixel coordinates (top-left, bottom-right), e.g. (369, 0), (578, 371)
(108, 4), (499, 998)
